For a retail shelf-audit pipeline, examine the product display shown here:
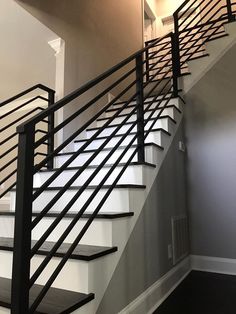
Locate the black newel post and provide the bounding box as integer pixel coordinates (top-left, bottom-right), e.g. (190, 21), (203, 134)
(47, 90), (55, 169)
(173, 12), (181, 77)
(226, 0), (235, 22)
(11, 125), (35, 314)
(171, 32), (179, 97)
(136, 54), (145, 163)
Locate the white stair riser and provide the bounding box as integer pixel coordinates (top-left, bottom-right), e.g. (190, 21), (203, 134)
(0, 247), (118, 294)
(10, 187), (135, 213)
(55, 145), (158, 168)
(34, 165), (146, 187)
(105, 103), (179, 118)
(0, 216), (115, 247)
(0, 250), (88, 293)
(86, 118), (171, 139)
(74, 130), (165, 151)
(95, 107), (176, 128)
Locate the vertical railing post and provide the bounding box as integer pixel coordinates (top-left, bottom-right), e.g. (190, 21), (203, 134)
(47, 90), (55, 169)
(173, 12), (181, 77)
(145, 42), (150, 82)
(226, 0), (235, 22)
(171, 32), (179, 98)
(136, 54), (145, 163)
(11, 125), (35, 314)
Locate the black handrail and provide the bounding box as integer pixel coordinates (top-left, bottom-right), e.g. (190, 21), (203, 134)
(9, 1), (236, 313)
(0, 84), (54, 108)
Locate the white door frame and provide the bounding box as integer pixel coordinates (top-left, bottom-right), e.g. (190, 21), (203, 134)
(143, 0), (157, 42)
(48, 38), (65, 149)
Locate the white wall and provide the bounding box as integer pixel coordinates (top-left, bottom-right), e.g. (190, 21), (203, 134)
(155, 0), (186, 36)
(156, 0), (185, 16)
(0, 0), (58, 101)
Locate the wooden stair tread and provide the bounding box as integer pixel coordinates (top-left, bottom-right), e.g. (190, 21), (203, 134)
(0, 237), (117, 261)
(0, 277), (94, 314)
(0, 211), (134, 219)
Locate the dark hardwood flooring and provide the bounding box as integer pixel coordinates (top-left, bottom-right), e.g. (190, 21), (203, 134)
(154, 271), (236, 314)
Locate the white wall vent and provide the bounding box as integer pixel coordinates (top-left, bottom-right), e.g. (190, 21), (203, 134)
(171, 215), (189, 265)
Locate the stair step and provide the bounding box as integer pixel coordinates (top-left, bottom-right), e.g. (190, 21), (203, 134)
(105, 101), (180, 114)
(85, 116), (176, 138)
(103, 104), (181, 119)
(10, 184), (146, 214)
(0, 277), (94, 314)
(112, 94), (181, 107)
(34, 162), (155, 187)
(0, 211), (134, 247)
(55, 143), (164, 168)
(95, 107), (179, 128)
(0, 237), (117, 261)
(73, 129), (170, 151)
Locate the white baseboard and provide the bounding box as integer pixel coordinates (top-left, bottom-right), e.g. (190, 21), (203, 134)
(118, 257), (191, 314)
(191, 255), (236, 276)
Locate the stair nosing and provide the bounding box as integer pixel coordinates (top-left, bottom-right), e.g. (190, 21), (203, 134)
(0, 239), (118, 262)
(39, 162), (157, 173)
(0, 211), (135, 219)
(10, 184), (146, 192)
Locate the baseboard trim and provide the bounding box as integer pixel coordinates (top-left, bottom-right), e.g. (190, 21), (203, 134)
(118, 257), (191, 314)
(191, 255), (236, 275)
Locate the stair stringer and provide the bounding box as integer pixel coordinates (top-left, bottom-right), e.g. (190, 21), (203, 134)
(71, 100), (184, 314)
(181, 22), (236, 94)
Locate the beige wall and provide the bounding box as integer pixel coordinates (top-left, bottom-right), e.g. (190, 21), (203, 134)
(15, 0), (144, 142)
(0, 0), (57, 101)
(156, 0), (186, 16)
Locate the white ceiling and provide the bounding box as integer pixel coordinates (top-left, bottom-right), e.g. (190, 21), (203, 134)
(0, 0), (59, 101)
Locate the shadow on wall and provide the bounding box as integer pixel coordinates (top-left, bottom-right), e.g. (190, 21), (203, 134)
(185, 42), (236, 260)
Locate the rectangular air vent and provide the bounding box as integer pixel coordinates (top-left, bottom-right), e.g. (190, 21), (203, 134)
(171, 215), (189, 265)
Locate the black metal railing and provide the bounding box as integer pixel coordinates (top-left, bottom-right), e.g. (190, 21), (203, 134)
(173, 0), (236, 75)
(0, 85), (55, 200)
(145, 0), (236, 79)
(8, 0), (235, 313)
(11, 32), (178, 313)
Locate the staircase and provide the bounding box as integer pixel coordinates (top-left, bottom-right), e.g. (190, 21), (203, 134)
(0, 1), (236, 313)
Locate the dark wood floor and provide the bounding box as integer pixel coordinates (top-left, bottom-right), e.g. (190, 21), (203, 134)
(154, 271), (236, 314)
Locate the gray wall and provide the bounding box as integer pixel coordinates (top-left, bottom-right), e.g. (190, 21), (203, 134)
(185, 42), (236, 259)
(96, 121), (188, 314)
